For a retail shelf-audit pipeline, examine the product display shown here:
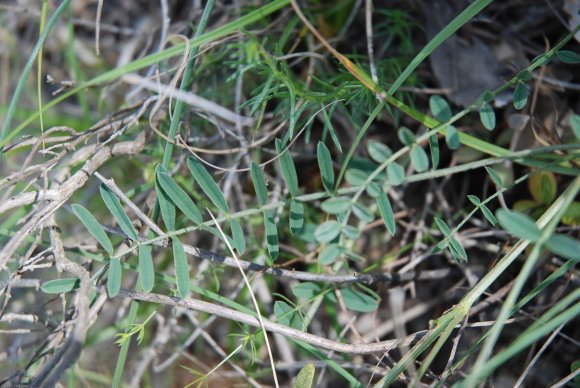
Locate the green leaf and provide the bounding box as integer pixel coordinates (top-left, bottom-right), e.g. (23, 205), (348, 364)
(107, 258), (122, 297)
(571, 114), (580, 140)
(397, 126), (415, 146)
(41, 278), (80, 294)
(274, 301), (302, 330)
(366, 181), (382, 198)
(387, 162), (405, 185)
(277, 139), (299, 197)
(317, 142), (334, 192)
(314, 220), (341, 243)
(467, 195), (481, 206)
(292, 282), (321, 299)
(187, 157), (229, 213)
(429, 95), (452, 122)
(264, 210), (279, 261)
(377, 191), (396, 236)
(562, 201), (580, 226)
(434, 218), (451, 236)
(545, 234), (580, 260)
(341, 225), (360, 240)
(485, 166), (504, 188)
(230, 218), (245, 254)
(293, 363), (316, 388)
(480, 102), (496, 130)
(410, 146), (429, 172)
(352, 203), (374, 223)
(156, 171), (202, 225)
(529, 171), (557, 205)
(428, 135), (439, 169)
(480, 205), (498, 226)
(496, 209), (541, 241)
(71, 204), (113, 254)
(448, 242), (465, 263)
(290, 200), (304, 235)
(513, 199), (539, 213)
(445, 125), (460, 150)
(449, 237), (467, 262)
(435, 240), (447, 252)
(99, 185), (138, 241)
(367, 140), (393, 163)
(513, 82), (528, 110)
(557, 50), (580, 64)
(321, 104), (343, 152)
(172, 237), (190, 298)
(321, 196), (352, 214)
(250, 162), (268, 206)
(138, 245), (154, 292)
(155, 165), (175, 230)
(345, 169), (368, 186)
(156, 178), (176, 231)
(319, 244), (342, 265)
(340, 288), (378, 312)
